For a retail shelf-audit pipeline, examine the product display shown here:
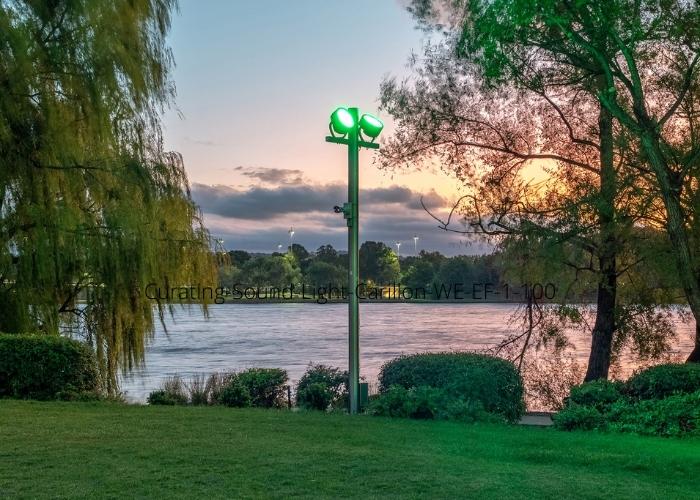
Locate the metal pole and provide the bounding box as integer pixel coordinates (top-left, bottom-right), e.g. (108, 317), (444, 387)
(347, 107), (360, 414)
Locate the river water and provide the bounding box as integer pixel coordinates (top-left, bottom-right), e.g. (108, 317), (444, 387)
(120, 303), (696, 402)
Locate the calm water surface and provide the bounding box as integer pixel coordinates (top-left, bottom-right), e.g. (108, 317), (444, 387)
(120, 303), (696, 401)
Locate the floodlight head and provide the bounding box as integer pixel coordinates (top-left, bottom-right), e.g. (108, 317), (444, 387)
(330, 107), (356, 135)
(359, 113), (383, 138)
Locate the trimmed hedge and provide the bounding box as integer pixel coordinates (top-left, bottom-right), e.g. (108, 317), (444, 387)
(378, 352), (525, 422)
(0, 333), (99, 400)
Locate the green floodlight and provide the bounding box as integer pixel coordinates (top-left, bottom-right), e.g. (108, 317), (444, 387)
(330, 107), (356, 135)
(359, 113), (383, 139)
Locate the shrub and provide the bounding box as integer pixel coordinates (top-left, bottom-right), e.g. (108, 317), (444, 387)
(369, 385), (446, 420)
(219, 379), (252, 407)
(625, 363), (700, 401)
(147, 390), (186, 406)
(606, 391), (700, 437)
(378, 352), (525, 422)
(368, 385), (502, 422)
(295, 364), (348, 411)
(553, 404), (605, 431)
(187, 374), (209, 406)
(206, 372), (235, 405)
(568, 379), (624, 411)
(0, 333), (99, 400)
(233, 368), (288, 408)
(147, 376), (188, 405)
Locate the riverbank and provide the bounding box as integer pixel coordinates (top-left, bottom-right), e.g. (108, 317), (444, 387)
(1, 401), (698, 498)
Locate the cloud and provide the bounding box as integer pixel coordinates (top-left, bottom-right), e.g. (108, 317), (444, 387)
(191, 183), (446, 221)
(233, 166), (305, 185)
(183, 136), (219, 147)
(191, 182), (488, 255)
(192, 183), (345, 220)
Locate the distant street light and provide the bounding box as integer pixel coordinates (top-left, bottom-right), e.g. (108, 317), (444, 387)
(277, 244), (283, 253)
(326, 106), (383, 415)
(395, 241), (401, 258)
(288, 227), (295, 253)
(413, 235), (419, 255)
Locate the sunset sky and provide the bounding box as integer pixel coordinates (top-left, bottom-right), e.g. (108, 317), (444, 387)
(163, 1), (477, 255)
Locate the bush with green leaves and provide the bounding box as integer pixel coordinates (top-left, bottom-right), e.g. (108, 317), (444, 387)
(147, 376), (188, 405)
(567, 379), (624, 411)
(235, 368), (288, 408)
(368, 385), (501, 422)
(0, 333), (99, 400)
(219, 379), (252, 408)
(625, 364), (700, 401)
(212, 368), (288, 408)
(295, 364), (348, 411)
(147, 390), (186, 406)
(556, 364), (700, 437)
(607, 391), (700, 437)
(378, 352), (525, 422)
(553, 405), (605, 431)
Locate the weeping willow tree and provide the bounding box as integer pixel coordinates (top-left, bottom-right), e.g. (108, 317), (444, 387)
(0, 0), (217, 392)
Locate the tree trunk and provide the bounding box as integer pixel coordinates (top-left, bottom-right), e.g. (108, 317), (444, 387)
(585, 94), (618, 381)
(638, 133), (700, 363)
(688, 323), (700, 363)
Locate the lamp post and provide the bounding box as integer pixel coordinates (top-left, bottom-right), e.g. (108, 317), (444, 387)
(413, 235), (419, 255)
(395, 241), (401, 258)
(326, 106), (383, 414)
(288, 227), (295, 253)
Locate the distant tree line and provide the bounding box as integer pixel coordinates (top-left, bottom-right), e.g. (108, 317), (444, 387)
(221, 242), (535, 295)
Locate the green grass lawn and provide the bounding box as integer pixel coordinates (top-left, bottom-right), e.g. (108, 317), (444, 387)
(1, 401), (699, 499)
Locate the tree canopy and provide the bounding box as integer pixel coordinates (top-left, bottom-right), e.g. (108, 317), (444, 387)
(0, 0), (215, 391)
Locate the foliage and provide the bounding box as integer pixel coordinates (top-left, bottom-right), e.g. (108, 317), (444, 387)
(0, 0), (216, 392)
(359, 241), (400, 284)
(147, 376), (188, 405)
(606, 391), (700, 437)
(626, 364), (700, 401)
(206, 372), (236, 404)
(147, 390), (186, 406)
(233, 368), (288, 408)
(304, 261), (346, 289)
(239, 255), (301, 288)
(556, 390), (700, 438)
(219, 379), (252, 408)
(228, 250), (252, 267)
(568, 380), (624, 411)
(295, 364), (348, 411)
(401, 260), (438, 291)
(0, 333), (99, 400)
(556, 364), (700, 436)
(368, 385), (501, 422)
(315, 245), (343, 266)
(553, 405), (605, 431)
(187, 374), (209, 406)
(522, 354), (583, 411)
(378, 352), (525, 422)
